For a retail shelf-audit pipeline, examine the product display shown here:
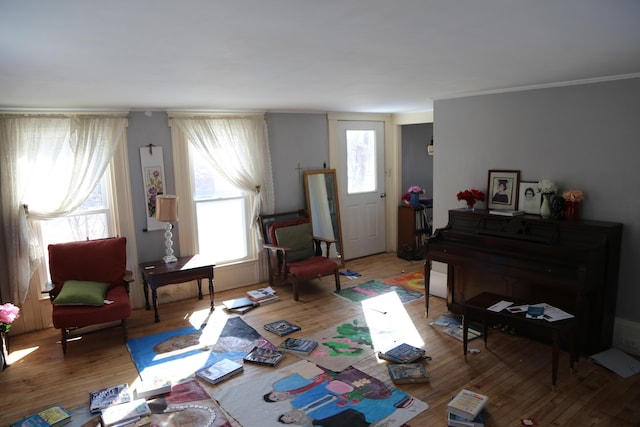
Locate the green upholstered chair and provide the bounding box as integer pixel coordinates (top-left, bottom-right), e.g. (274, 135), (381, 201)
(259, 211), (340, 301)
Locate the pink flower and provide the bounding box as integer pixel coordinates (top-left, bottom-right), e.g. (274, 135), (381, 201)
(0, 303), (20, 333)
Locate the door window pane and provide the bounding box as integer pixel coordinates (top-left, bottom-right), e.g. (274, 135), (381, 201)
(346, 130), (376, 194)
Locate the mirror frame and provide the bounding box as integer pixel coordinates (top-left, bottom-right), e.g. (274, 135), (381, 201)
(304, 169), (345, 267)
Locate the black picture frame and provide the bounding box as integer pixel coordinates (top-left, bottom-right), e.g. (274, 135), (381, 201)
(487, 170), (520, 210)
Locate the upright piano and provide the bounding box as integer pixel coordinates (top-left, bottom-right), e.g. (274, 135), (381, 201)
(424, 209), (622, 355)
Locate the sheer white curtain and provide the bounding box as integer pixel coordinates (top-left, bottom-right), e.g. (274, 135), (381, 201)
(0, 114), (128, 304)
(169, 114), (275, 247)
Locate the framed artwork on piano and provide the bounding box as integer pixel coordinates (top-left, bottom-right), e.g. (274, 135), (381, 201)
(487, 169), (520, 210)
(518, 181), (542, 214)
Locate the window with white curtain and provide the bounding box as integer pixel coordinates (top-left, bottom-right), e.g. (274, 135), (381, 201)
(32, 170), (116, 288)
(189, 145), (252, 263)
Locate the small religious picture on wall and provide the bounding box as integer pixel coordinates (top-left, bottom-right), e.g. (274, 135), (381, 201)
(487, 169), (520, 210)
(140, 145), (167, 231)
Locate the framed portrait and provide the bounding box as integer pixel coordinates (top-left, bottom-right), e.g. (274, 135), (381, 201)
(487, 170), (520, 210)
(518, 181), (541, 214)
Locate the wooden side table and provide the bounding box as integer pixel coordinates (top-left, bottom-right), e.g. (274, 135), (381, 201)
(139, 254), (215, 322)
(462, 292), (578, 389)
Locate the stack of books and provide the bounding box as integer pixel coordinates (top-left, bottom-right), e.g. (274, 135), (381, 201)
(246, 286), (280, 304)
(447, 389), (489, 427)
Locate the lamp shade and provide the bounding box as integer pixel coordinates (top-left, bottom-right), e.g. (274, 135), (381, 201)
(155, 195), (178, 222)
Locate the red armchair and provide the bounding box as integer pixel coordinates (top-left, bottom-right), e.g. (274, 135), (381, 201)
(48, 237), (132, 353)
(259, 211), (340, 301)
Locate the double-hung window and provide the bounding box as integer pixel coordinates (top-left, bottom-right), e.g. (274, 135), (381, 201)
(189, 146), (253, 264)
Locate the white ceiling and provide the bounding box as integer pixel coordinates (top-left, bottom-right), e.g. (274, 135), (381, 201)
(2, 1), (639, 113)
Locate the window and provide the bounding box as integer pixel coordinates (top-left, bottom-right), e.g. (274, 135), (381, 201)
(189, 147), (252, 264)
(346, 129), (376, 194)
(33, 169), (116, 290)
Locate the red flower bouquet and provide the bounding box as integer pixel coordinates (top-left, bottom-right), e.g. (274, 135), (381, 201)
(457, 189), (485, 209)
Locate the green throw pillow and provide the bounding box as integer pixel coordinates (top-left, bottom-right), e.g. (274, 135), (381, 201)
(275, 223), (315, 262)
(53, 280), (110, 306)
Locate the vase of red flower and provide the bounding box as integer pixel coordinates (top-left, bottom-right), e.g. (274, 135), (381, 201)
(457, 189), (485, 210)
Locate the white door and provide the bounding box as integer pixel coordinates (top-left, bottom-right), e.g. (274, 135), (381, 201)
(336, 120), (386, 260)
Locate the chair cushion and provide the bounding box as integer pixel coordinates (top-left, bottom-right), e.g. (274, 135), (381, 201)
(52, 284), (131, 329)
(288, 256), (338, 278)
(275, 223), (315, 262)
(53, 280), (110, 306)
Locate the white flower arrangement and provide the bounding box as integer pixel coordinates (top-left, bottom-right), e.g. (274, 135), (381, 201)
(537, 179), (558, 195)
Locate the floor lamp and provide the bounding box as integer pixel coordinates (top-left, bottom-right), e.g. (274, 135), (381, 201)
(156, 195), (178, 263)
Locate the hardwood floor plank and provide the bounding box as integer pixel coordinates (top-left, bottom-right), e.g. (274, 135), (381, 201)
(1, 253), (638, 426)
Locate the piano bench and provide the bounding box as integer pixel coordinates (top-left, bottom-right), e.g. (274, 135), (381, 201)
(462, 292), (578, 390)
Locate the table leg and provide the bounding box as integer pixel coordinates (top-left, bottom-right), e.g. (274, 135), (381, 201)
(551, 329), (560, 389)
(197, 279), (203, 300)
(208, 277), (215, 311)
(463, 308), (469, 362)
(142, 277), (151, 310)
(152, 288), (160, 323)
(424, 260), (431, 318)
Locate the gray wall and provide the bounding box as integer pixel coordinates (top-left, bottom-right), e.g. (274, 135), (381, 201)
(401, 123), (433, 198)
(433, 77), (640, 324)
(266, 113), (330, 212)
(127, 111), (178, 263)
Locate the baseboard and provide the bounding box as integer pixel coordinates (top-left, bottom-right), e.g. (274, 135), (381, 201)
(613, 317), (640, 356)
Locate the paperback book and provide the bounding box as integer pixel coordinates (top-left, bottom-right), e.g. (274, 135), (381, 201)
(278, 337), (318, 355)
(387, 363), (430, 384)
(246, 286), (277, 301)
(243, 346), (286, 367)
(443, 325), (482, 342)
(222, 297), (257, 311)
(447, 389), (489, 421)
(10, 405), (72, 427)
(134, 377), (172, 399)
(448, 408), (487, 427)
(377, 343), (427, 363)
(263, 319), (301, 336)
(89, 383), (132, 414)
(196, 358), (244, 385)
(100, 399), (151, 427)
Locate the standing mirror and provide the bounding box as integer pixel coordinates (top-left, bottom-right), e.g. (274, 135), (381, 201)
(304, 169), (344, 267)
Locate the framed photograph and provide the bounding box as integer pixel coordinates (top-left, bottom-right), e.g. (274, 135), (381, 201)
(518, 181), (541, 214)
(487, 170), (520, 210)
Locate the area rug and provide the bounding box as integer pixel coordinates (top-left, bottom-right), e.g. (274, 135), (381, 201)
(383, 271), (425, 293)
(333, 280), (423, 305)
(214, 360), (429, 427)
(126, 316), (276, 382)
(146, 379), (231, 427)
(303, 316), (374, 372)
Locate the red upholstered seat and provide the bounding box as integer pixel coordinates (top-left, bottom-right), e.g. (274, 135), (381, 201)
(48, 237), (132, 353)
(260, 211), (340, 301)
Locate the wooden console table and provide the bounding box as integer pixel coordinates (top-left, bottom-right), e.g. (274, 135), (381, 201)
(139, 255), (215, 322)
(462, 292), (577, 389)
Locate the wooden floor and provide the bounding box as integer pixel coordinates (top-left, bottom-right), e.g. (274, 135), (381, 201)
(2, 253), (639, 426)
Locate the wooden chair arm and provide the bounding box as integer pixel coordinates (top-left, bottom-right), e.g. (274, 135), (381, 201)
(312, 237), (335, 257)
